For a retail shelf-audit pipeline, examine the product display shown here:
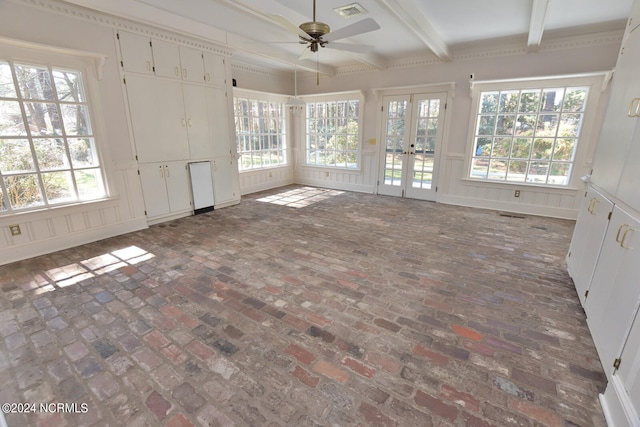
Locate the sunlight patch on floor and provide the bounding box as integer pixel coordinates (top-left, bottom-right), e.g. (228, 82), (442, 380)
(256, 186), (344, 208)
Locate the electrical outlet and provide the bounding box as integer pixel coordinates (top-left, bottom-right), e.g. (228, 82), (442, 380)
(514, 190), (521, 198)
(325, 172), (330, 177)
(9, 224), (21, 236)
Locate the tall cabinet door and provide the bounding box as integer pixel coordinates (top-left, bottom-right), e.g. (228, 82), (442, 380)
(585, 205), (640, 378)
(183, 84), (213, 160)
(207, 86), (233, 158)
(591, 15), (640, 194)
(125, 75), (190, 163)
(566, 186), (614, 306)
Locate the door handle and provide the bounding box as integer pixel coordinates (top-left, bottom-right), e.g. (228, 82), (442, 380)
(159, 165), (164, 178)
(616, 224), (630, 243)
(621, 227), (635, 249)
(165, 165), (170, 177)
(627, 98), (640, 117)
(588, 198), (599, 214)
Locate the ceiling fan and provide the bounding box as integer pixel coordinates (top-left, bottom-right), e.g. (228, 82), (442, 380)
(266, 0), (380, 67)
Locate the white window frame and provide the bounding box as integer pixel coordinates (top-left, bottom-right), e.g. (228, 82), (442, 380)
(232, 89), (288, 172)
(302, 91), (364, 170)
(465, 73), (607, 188)
(0, 37), (110, 217)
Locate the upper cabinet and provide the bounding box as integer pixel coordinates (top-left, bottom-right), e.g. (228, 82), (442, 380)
(117, 31), (226, 85)
(591, 5), (640, 194)
(117, 31), (154, 75)
(203, 52), (226, 87)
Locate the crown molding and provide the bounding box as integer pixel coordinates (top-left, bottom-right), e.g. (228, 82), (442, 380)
(333, 27), (624, 76)
(12, 0), (234, 57)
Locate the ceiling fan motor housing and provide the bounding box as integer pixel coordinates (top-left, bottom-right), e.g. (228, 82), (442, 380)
(299, 21), (330, 38)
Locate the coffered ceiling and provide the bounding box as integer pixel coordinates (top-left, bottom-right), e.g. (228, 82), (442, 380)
(62, 0), (633, 75)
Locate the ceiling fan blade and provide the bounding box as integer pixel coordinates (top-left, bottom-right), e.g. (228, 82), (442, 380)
(325, 42), (374, 54)
(322, 18), (380, 42)
(267, 14), (310, 39)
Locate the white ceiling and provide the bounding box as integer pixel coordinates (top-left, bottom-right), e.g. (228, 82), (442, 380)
(63, 0), (633, 74)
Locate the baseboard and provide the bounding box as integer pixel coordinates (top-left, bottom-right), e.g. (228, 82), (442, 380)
(0, 218), (148, 266)
(437, 194), (578, 220)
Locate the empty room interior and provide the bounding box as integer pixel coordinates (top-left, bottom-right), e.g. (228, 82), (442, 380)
(1, 0), (640, 426)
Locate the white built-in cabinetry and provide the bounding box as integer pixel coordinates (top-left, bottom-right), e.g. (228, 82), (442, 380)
(568, 1), (640, 425)
(567, 187), (614, 306)
(117, 30), (239, 223)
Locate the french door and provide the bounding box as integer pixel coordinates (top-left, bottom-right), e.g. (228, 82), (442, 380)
(377, 93), (446, 201)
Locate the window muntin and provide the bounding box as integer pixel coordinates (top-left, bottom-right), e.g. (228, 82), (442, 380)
(0, 61), (105, 214)
(233, 96), (287, 171)
(470, 86), (588, 186)
(305, 98), (360, 169)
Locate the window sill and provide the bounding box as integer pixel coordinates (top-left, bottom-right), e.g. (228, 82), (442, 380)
(300, 164), (362, 174)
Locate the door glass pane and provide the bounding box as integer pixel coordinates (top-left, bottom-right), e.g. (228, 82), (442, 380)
(384, 100), (407, 186)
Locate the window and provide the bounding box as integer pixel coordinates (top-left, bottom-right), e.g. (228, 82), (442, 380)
(469, 82), (591, 186)
(305, 94), (361, 169)
(0, 60), (105, 214)
(233, 92), (287, 171)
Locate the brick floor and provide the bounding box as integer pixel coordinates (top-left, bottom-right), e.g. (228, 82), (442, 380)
(0, 185), (607, 426)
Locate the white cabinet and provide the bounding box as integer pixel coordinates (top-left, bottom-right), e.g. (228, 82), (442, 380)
(125, 75), (190, 163)
(151, 38), (181, 79)
(139, 162), (191, 219)
(601, 311), (640, 427)
(585, 205), (640, 379)
(591, 4), (640, 194)
(118, 31), (154, 75)
(203, 52), (226, 87)
(212, 157), (240, 206)
(179, 46), (206, 83)
(567, 186), (614, 306)
(183, 84), (214, 160)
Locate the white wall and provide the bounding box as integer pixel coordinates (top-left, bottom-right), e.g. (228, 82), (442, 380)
(0, 0), (151, 265)
(282, 34), (621, 219)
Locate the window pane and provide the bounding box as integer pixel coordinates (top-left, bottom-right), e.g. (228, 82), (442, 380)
(0, 100), (26, 136)
(549, 162), (570, 185)
(532, 138), (553, 160)
(24, 102), (62, 136)
(15, 64), (55, 101)
(563, 88), (587, 112)
(480, 92), (499, 113)
(475, 138), (491, 156)
(553, 138), (576, 161)
(0, 139), (35, 172)
(508, 161), (527, 182)
(471, 158), (489, 179)
(559, 113), (582, 137)
(535, 114), (558, 137)
(75, 168), (105, 199)
(476, 116), (495, 136)
(0, 62), (17, 98)
(42, 171), (75, 203)
(69, 137), (99, 167)
(515, 115), (535, 136)
(511, 138), (531, 159)
(61, 104), (92, 135)
(33, 138), (69, 170)
(498, 92), (518, 113)
(489, 159), (507, 180)
(496, 115), (515, 135)
(527, 162), (549, 183)
(541, 88), (564, 112)
(519, 90), (540, 113)
(4, 174), (44, 209)
(53, 69), (86, 102)
(492, 138), (511, 158)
